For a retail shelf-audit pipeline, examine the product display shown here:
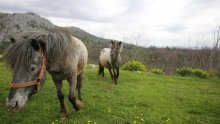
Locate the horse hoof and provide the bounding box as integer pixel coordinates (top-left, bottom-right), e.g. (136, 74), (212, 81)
(113, 79), (117, 85)
(60, 116), (66, 120)
(75, 100), (83, 110)
(60, 112), (67, 120)
(79, 98), (83, 101)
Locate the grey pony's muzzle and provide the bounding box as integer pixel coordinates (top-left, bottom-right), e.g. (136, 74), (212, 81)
(6, 91), (28, 112)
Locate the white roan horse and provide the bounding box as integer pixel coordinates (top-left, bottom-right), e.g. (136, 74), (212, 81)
(98, 40), (123, 84)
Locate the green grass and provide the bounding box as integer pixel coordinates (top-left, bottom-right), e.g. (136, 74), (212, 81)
(0, 62), (220, 124)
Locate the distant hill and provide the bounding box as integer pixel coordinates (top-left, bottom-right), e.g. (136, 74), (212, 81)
(0, 12), (55, 42)
(0, 12), (111, 52)
(0, 12), (54, 52)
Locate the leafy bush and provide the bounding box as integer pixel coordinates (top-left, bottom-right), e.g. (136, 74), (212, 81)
(176, 66), (194, 76)
(176, 66), (209, 78)
(121, 60), (146, 71)
(194, 69), (209, 78)
(150, 68), (164, 75)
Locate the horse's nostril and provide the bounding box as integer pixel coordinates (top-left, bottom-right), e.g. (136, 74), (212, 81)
(7, 100), (20, 112)
(12, 101), (19, 109)
(11, 101), (19, 112)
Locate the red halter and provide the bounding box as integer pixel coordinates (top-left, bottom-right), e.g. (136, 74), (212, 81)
(10, 48), (46, 93)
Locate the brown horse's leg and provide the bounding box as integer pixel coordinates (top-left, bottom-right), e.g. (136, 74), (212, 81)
(77, 73), (83, 101)
(68, 74), (83, 111)
(108, 68), (113, 79)
(116, 66), (120, 78)
(102, 68), (105, 77)
(53, 80), (67, 119)
(112, 67), (118, 84)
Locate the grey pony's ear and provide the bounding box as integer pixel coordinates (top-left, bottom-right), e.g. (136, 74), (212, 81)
(30, 39), (40, 51)
(119, 41), (123, 52)
(10, 38), (16, 44)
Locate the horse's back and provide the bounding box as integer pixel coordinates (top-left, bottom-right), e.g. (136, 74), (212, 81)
(71, 36), (88, 75)
(99, 48), (111, 68)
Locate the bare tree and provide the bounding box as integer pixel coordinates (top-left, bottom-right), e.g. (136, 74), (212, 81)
(208, 25), (220, 69)
(213, 25), (220, 48)
(123, 33), (149, 62)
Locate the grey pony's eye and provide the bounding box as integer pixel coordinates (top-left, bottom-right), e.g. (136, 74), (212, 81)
(30, 65), (37, 71)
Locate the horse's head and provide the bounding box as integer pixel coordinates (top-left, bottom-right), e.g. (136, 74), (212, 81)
(110, 40), (123, 60)
(4, 38), (46, 112)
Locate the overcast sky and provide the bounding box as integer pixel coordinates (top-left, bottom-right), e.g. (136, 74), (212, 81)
(0, 0), (220, 47)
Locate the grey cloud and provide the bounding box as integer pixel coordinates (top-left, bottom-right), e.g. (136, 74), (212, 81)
(0, 3), (29, 12)
(0, 0), (117, 22)
(184, 0), (220, 18)
(124, 0), (152, 14)
(166, 24), (185, 33)
(193, 0), (218, 5)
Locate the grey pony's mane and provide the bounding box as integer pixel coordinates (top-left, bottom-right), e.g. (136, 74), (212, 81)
(4, 28), (74, 73)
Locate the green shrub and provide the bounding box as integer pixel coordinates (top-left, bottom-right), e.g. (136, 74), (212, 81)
(150, 68), (164, 75)
(176, 66), (194, 76)
(121, 60), (146, 71)
(194, 68), (209, 78)
(176, 66), (209, 79)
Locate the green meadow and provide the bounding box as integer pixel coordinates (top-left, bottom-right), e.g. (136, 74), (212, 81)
(0, 62), (220, 124)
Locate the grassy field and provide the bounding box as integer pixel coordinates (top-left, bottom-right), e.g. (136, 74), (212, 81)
(0, 61), (220, 124)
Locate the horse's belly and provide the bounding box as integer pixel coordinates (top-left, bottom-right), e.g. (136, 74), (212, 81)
(100, 60), (110, 68)
(99, 48), (111, 68)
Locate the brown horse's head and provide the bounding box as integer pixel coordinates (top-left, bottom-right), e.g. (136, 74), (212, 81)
(110, 40), (123, 60)
(4, 37), (46, 112)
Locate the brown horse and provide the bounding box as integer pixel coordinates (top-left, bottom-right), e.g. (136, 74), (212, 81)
(4, 28), (88, 119)
(98, 40), (123, 84)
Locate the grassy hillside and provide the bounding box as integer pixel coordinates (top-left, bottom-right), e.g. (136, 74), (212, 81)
(0, 61), (220, 124)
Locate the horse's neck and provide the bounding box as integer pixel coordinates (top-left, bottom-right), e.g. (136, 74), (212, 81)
(110, 53), (121, 64)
